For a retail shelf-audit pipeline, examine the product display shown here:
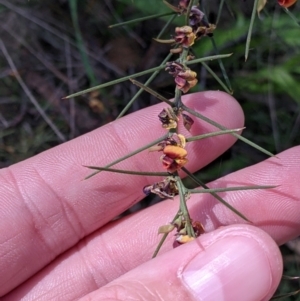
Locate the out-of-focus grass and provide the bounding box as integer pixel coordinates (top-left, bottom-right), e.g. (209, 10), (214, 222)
(0, 0), (300, 298)
(0, 0), (167, 166)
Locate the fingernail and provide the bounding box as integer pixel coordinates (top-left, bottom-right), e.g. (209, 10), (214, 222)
(181, 236), (272, 301)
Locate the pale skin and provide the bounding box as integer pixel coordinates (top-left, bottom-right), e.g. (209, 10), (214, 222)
(1, 91), (300, 301)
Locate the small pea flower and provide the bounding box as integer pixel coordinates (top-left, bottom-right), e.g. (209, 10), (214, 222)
(192, 221), (205, 237)
(161, 134), (187, 173)
(178, 0), (190, 10)
(165, 61), (184, 76)
(143, 177), (179, 198)
(161, 145), (188, 173)
(158, 108), (178, 129)
(166, 62), (198, 93)
(175, 26), (196, 47)
(189, 6), (205, 28)
(278, 0), (297, 7)
(195, 24), (216, 39)
(157, 216), (205, 239)
(158, 110), (194, 132)
(148, 134), (181, 152)
(174, 218), (205, 244)
(175, 69), (198, 93)
(176, 235), (195, 243)
(149, 134), (188, 173)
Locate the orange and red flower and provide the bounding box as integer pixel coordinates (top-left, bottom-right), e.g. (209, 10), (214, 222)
(174, 218), (205, 244)
(175, 26), (196, 47)
(161, 145), (188, 173)
(165, 62), (198, 93)
(149, 134), (188, 173)
(278, 0), (297, 7)
(174, 69), (198, 93)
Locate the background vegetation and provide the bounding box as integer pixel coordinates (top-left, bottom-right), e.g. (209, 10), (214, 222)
(0, 0), (299, 298)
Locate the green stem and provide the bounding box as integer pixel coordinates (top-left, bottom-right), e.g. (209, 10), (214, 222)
(185, 0), (193, 25)
(176, 175), (195, 237)
(69, 0), (96, 85)
(245, 0), (259, 61)
(216, 0), (225, 25)
(174, 88), (183, 110)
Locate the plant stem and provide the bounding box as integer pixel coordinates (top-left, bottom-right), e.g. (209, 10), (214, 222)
(176, 175), (195, 237)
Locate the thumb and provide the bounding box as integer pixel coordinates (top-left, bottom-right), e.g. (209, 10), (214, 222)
(79, 225), (282, 301)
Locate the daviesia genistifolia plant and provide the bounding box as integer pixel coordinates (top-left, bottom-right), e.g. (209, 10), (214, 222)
(65, 0), (289, 256)
(65, 2), (300, 296)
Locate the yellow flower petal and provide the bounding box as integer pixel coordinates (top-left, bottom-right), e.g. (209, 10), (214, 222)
(163, 145), (187, 159)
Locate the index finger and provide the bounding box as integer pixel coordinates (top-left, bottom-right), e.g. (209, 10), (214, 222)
(0, 91), (244, 296)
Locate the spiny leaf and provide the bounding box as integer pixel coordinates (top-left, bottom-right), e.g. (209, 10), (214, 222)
(109, 12), (176, 28)
(271, 289), (300, 300)
(201, 61), (232, 94)
(64, 54), (232, 99)
(84, 134), (168, 179)
(245, 0), (259, 61)
(182, 167), (251, 222)
(153, 38), (176, 44)
(182, 105), (275, 158)
(186, 128), (245, 142)
(189, 185), (277, 194)
(130, 79), (173, 105)
(84, 166), (168, 177)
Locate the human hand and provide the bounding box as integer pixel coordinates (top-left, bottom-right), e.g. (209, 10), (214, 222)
(1, 91), (300, 301)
